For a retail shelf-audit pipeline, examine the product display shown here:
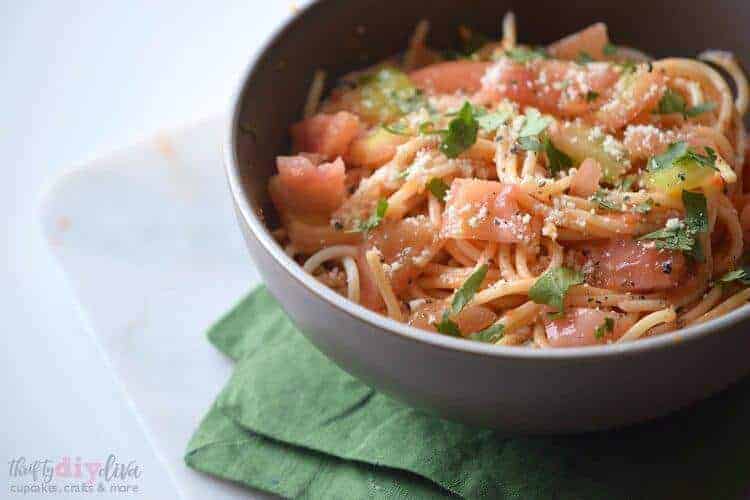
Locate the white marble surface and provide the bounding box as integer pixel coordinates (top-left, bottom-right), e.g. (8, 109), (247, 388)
(3, 1), (308, 498)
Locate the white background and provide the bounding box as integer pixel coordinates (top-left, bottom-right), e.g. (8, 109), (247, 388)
(2, 1), (305, 498)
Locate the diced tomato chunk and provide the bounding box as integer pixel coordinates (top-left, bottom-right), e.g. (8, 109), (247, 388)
(477, 59), (620, 118)
(544, 307), (635, 347)
(590, 68), (665, 131)
(409, 60), (491, 94)
(548, 23), (610, 61)
(569, 158), (603, 198)
(584, 239), (686, 292)
(409, 299), (496, 336)
(269, 155), (346, 216)
(442, 179), (540, 243)
(291, 111), (361, 159)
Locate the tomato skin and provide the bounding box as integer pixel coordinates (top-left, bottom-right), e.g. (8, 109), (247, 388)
(544, 307), (635, 347)
(548, 23), (610, 61)
(291, 111), (361, 159)
(269, 155), (347, 217)
(409, 60), (491, 94)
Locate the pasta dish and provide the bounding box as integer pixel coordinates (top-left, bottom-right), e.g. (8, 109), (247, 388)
(266, 14), (750, 347)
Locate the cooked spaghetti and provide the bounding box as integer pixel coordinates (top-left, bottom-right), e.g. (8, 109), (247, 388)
(266, 15), (750, 347)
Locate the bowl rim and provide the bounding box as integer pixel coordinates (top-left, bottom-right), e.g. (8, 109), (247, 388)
(223, 0), (750, 360)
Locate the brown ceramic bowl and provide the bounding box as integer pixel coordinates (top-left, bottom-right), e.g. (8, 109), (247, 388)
(224, 0), (750, 432)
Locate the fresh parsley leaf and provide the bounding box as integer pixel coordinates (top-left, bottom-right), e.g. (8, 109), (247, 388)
(382, 122), (410, 135)
(517, 136), (543, 152)
(618, 60), (637, 74)
(470, 323), (505, 343)
(519, 109), (551, 137)
(634, 198), (654, 213)
(352, 198), (388, 232)
(426, 178), (450, 201)
(648, 141), (690, 171)
(434, 313), (462, 337)
(720, 267), (750, 285)
(638, 227), (696, 253)
(440, 101), (479, 158)
(451, 264), (488, 315)
(682, 190), (708, 234)
(685, 101), (717, 118)
(653, 88), (687, 116)
(577, 51), (594, 64)
(592, 190), (621, 211)
(585, 90), (600, 102)
(685, 147), (718, 170)
(504, 46), (548, 63)
(603, 43), (618, 56)
(544, 137), (573, 175)
(594, 317), (615, 340)
(477, 109), (512, 132)
(528, 267), (584, 313)
(620, 176), (636, 191)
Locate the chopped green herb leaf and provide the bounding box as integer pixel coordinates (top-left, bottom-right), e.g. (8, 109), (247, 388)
(517, 135), (543, 152)
(544, 137), (573, 175)
(685, 101), (717, 118)
(351, 198), (388, 233)
(470, 323), (505, 343)
(585, 90), (600, 102)
(434, 312), (462, 337)
(603, 43), (618, 56)
(594, 317), (615, 340)
(451, 264), (488, 315)
(620, 176), (636, 191)
(576, 51), (594, 64)
(685, 147), (718, 170)
(426, 178), (450, 201)
(653, 88), (687, 116)
(648, 141), (690, 171)
(477, 109), (512, 132)
(519, 109), (551, 137)
(638, 226), (697, 254)
(440, 101), (479, 158)
(683, 190), (708, 234)
(529, 267), (584, 313)
(618, 60), (637, 74)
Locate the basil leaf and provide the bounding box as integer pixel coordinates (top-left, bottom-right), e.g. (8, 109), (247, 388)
(434, 312), (461, 337)
(426, 178), (450, 201)
(585, 91), (600, 102)
(603, 43), (617, 56)
(470, 323), (505, 343)
(653, 88), (687, 116)
(440, 101), (479, 158)
(529, 267), (584, 313)
(648, 141), (689, 171)
(517, 136), (543, 152)
(685, 101), (717, 118)
(519, 109), (551, 137)
(451, 264), (488, 315)
(352, 198), (388, 232)
(477, 109), (512, 132)
(594, 317), (615, 340)
(544, 137), (573, 175)
(682, 190), (708, 234)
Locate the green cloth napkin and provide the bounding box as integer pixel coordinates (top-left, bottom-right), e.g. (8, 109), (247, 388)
(185, 287), (750, 499)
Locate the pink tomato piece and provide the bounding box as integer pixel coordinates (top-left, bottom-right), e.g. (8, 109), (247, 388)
(585, 239), (686, 292)
(442, 179), (540, 243)
(269, 155), (346, 217)
(409, 60), (491, 94)
(548, 23), (610, 61)
(569, 158), (603, 198)
(291, 111), (361, 159)
(409, 300), (496, 336)
(544, 307), (634, 347)
(590, 68), (665, 131)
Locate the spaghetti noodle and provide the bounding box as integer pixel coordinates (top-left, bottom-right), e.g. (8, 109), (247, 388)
(267, 15), (750, 347)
